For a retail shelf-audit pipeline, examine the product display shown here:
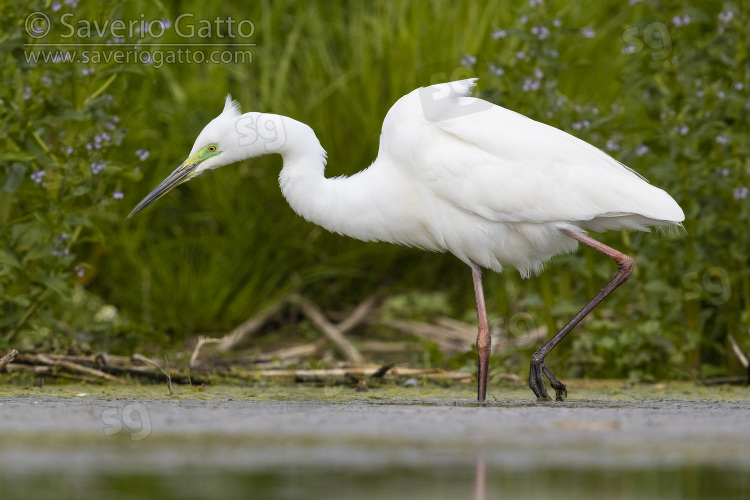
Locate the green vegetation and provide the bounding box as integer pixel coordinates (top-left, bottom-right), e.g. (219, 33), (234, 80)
(1, 0), (748, 381)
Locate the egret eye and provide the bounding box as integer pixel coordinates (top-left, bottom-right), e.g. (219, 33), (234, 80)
(207, 145), (217, 152)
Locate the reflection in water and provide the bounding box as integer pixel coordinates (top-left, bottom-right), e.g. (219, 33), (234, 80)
(3, 464), (750, 499)
(475, 455), (486, 500)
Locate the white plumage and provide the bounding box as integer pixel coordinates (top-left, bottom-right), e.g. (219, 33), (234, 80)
(129, 79), (684, 404)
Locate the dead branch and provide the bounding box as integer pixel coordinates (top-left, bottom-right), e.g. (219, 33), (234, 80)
(251, 339), (326, 364)
(338, 295), (379, 333)
(21, 353), (127, 385)
(360, 340), (420, 352)
(494, 325), (549, 351)
(5, 364), (51, 374)
(384, 318), (475, 355)
(0, 349), (19, 371)
(218, 297), (290, 351)
(248, 366), (472, 381)
(728, 334), (749, 368)
(290, 294), (365, 362)
(189, 336), (223, 368)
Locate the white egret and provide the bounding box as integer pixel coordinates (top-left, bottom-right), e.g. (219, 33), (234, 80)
(128, 79), (684, 404)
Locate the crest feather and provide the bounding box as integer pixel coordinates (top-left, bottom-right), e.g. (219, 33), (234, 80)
(223, 94), (241, 117)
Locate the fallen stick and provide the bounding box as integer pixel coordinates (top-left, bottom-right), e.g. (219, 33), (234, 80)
(247, 366), (472, 381)
(0, 349), (18, 371)
(727, 334), (749, 368)
(189, 336), (223, 368)
(23, 354), (127, 385)
(291, 294), (365, 363)
(251, 340), (326, 364)
(218, 297), (290, 351)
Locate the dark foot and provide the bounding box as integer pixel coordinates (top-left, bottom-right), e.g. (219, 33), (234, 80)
(529, 359), (567, 401)
(542, 363), (567, 401)
(528, 360), (550, 400)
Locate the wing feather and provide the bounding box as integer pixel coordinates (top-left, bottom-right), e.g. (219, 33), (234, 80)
(380, 80), (684, 229)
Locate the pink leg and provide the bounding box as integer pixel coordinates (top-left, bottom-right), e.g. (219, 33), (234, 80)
(528, 229), (635, 401)
(471, 262), (491, 405)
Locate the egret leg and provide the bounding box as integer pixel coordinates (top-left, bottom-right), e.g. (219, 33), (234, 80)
(471, 262), (491, 406)
(529, 229), (635, 401)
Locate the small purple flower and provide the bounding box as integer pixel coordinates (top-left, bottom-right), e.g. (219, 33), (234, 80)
(622, 45), (637, 54)
(64, 0), (79, 6)
(519, 16), (528, 25)
(629, 0), (642, 5)
(65, 146), (73, 154)
(719, 10), (734, 24)
(112, 116), (120, 123)
(581, 27), (595, 38)
(59, 232), (69, 240)
(734, 187), (748, 200)
(533, 68), (544, 79)
(489, 64), (503, 76)
(105, 121), (116, 130)
(86, 143), (93, 151)
(715, 168), (730, 177)
(81, 68), (93, 76)
(136, 149), (150, 161)
(678, 125), (689, 136)
(529, 0), (544, 6)
(636, 145), (649, 156)
(75, 265), (85, 278)
(733, 82), (743, 91)
(52, 1), (61, 11)
(160, 19), (172, 30)
(549, 49), (559, 58)
(91, 161), (105, 175)
(23, 86), (32, 100)
(30, 170), (45, 184)
(717, 91), (726, 99)
(460, 54), (476, 68)
(672, 14), (690, 27)
(606, 140), (620, 151)
(522, 78), (540, 92)
(572, 120), (591, 131)
(716, 135), (729, 145)
(530, 26), (549, 40)
(552, 19), (562, 28)
(516, 51), (526, 60)
(113, 190), (124, 199)
(41, 76), (52, 86)
(492, 29), (507, 39)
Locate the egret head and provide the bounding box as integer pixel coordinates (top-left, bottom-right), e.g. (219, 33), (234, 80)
(127, 95), (253, 218)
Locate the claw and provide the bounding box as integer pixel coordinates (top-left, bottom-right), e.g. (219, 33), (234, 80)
(553, 384), (567, 401)
(529, 359), (569, 402)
